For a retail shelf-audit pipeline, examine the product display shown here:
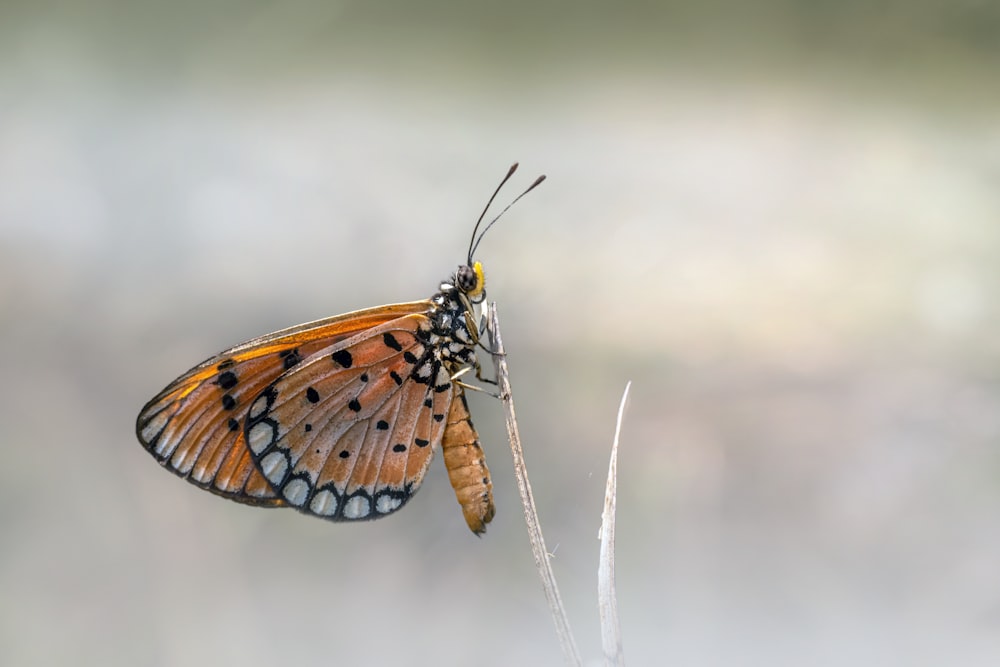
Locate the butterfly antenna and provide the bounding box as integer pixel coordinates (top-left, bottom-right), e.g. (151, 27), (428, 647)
(468, 163), (520, 264)
(469, 173), (546, 261)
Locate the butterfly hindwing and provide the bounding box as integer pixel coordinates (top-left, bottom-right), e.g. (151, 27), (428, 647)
(244, 315), (454, 522)
(135, 302), (432, 505)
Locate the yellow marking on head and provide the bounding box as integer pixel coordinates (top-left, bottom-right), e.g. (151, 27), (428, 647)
(468, 261), (486, 298)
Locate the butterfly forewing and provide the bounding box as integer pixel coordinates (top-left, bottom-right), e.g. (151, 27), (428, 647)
(135, 302), (432, 504)
(243, 315), (452, 521)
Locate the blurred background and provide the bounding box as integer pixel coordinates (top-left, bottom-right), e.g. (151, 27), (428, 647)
(2, 1), (999, 665)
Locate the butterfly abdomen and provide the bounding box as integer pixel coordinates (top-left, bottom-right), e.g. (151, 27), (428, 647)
(441, 388), (495, 535)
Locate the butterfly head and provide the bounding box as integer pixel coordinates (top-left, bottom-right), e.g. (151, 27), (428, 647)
(456, 261), (486, 302)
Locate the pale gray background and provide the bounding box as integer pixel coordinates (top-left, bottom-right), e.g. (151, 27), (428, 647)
(2, 2), (999, 665)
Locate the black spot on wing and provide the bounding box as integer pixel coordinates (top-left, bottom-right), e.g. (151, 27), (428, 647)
(383, 332), (402, 351)
(331, 349), (353, 368)
(217, 371), (238, 390)
(279, 348), (302, 370)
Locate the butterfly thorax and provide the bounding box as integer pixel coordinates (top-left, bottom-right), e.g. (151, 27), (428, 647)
(430, 283), (479, 373)
(413, 262), (485, 385)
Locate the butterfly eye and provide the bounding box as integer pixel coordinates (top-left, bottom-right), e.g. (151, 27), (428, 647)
(456, 264), (479, 293)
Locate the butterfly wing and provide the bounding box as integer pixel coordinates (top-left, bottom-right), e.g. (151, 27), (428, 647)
(244, 314), (454, 521)
(136, 302), (433, 505)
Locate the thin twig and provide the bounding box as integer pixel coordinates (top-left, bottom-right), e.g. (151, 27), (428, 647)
(487, 302), (582, 667)
(598, 381), (630, 666)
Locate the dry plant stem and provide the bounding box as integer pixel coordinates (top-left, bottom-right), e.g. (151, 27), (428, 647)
(598, 381), (630, 666)
(487, 302), (582, 667)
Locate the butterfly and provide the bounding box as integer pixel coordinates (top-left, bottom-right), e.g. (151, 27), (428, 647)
(135, 164), (544, 535)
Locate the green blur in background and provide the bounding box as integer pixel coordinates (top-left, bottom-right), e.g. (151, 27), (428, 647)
(1, 2), (999, 665)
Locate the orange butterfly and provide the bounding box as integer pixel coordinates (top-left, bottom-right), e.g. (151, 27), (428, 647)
(136, 164), (544, 535)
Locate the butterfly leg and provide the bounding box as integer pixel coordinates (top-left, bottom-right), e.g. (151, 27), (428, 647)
(453, 359), (503, 392)
(464, 302), (503, 380)
(454, 380), (499, 398)
(451, 366), (500, 398)
(473, 358), (498, 386)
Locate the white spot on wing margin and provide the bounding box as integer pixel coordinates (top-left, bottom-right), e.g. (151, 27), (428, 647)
(246, 421), (274, 455)
(376, 494), (403, 514)
(260, 451), (288, 483)
(282, 478), (310, 506)
(310, 489), (338, 516)
(343, 495), (371, 519)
